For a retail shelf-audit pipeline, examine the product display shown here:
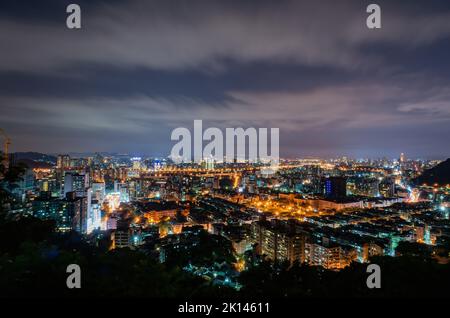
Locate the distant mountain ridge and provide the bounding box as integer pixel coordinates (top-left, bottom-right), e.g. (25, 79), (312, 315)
(13, 152), (56, 165)
(413, 158), (450, 186)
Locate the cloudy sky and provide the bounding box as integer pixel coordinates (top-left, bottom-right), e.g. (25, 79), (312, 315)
(1, 0), (450, 159)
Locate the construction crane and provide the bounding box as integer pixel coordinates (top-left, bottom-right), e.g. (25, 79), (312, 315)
(0, 128), (11, 169)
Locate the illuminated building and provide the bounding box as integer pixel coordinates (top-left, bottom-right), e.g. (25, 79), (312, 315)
(242, 175), (257, 194)
(131, 157), (142, 170)
(415, 224), (435, 245)
(379, 177), (395, 197)
(65, 191), (88, 233)
(32, 192), (69, 231)
(324, 177), (347, 198)
(201, 157), (215, 170)
(213, 223), (252, 255)
(232, 239), (251, 255)
(351, 177), (380, 197)
(306, 242), (349, 270)
(39, 178), (49, 192)
(64, 172), (89, 197)
(361, 242), (385, 262)
(251, 220), (305, 264)
(299, 197), (364, 211)
(114, 181), (130, 202)
(92, 182), (106, 202)
(128, 180), (140, 201)
(11, 168), (35, 202)
(107, 213), (118, 230)
(142, 201), (178, 223)
(32, 191), (88, 233)
(87, 198), (102, 234)
(113, 229), (131, 248)
(56, 154), (70, 170)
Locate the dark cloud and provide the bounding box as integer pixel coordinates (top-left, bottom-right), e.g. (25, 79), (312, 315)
(0, 0), (449, 158)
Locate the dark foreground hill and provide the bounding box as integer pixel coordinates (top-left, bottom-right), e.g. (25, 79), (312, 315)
(413, 158), (450, 186)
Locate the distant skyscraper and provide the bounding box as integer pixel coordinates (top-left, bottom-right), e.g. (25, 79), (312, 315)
(131, 157), (142, 170)
(57, 154), (70, 170)
(202, 157), (215, 170)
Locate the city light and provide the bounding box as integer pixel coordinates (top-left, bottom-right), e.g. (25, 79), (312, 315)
(1, 0), (449, 302)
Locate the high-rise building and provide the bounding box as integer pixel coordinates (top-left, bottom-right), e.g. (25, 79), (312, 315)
(131, 157), (142, 171)
(11, 168), (35, 202)
(112, 229), (131, 249)
(324, 177), (347, 198)
(355, 178), (380, 197)
(92, 182), (106, 202)
(114, 181), (129, 202)
(64, 172), (89, 197)
(32, 194), (68, 231)
(32, 191), (88, 233)
(379, 177), (395, 198)
(306, 242), (347, 270)
(87, 197), (102, 234)
(202, 157), (215, 170)
(65, 191), (88, 233)
(57, 154), (71, 170)
(251, 220), (305, 264)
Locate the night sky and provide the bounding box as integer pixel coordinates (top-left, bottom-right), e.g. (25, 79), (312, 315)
(1, 0), (450, 159)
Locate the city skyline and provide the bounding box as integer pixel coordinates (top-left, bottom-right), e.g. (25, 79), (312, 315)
(2, 0), (450, 304)
(1, 0), (450, 159)
(9, 150), (446, 162)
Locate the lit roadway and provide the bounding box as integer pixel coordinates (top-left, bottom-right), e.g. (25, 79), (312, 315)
(140, 167), (258, 178)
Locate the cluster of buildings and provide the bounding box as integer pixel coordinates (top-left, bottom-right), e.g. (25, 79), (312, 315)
(3, 152), (450, 275)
